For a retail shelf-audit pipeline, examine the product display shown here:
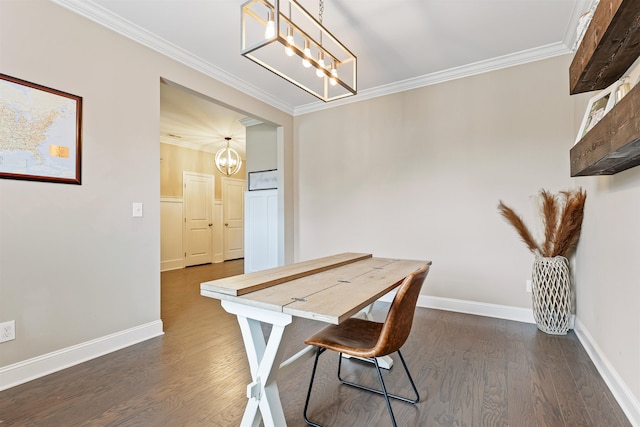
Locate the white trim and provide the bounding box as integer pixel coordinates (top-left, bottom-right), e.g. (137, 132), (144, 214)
(379, 293), (537, 324)
(562, 0), (596, 51)
(294, 42), (570, 116)
(51, 0), (574, 117)
(161, 259), (184, 272)
(416, 295), (535, 324)
(381, 293), (580, 327)
(160, 197), (185, 272)
(0, 320), (163, 392)
(213, 200), (224, 263)
(50, 0), (294, 115)
(239, 117), (264, 128)
(564, 0), (600, 52)
(574, 318), (640, 427)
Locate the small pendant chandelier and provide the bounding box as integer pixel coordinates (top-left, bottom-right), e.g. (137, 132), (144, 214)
(215, 137), (242, 176)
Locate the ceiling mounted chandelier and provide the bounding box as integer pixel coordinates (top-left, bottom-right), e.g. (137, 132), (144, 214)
(215, 137), (242, 176)
(241, 0), (357, 102)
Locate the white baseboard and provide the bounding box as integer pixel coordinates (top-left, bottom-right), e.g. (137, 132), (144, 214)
(0, 320), (164, 392)
(574, 318), (640, 427)
(161, 259), (184, 272)
(417, 295), (537, 324)
(379, 292), (536, 324)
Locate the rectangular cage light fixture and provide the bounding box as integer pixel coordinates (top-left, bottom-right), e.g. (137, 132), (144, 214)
(241, 0), (357, 102)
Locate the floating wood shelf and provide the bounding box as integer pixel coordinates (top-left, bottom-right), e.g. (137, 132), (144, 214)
(569, 0), (640, 95)
(569, 0), (640, 176)
(571, 82), (640, 176)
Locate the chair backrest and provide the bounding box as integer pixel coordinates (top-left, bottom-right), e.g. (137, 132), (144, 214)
(371, 262), (431, 357)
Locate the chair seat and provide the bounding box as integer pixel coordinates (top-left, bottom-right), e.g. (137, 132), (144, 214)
(304, 317), (383, 358)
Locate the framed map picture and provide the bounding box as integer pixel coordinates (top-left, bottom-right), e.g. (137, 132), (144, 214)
(0, 73), (82, 184)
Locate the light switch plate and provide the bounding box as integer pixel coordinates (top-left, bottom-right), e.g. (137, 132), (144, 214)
(132, 202), (143, 218)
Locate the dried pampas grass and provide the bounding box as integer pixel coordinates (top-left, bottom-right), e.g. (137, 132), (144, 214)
(498, 188), (586, 257)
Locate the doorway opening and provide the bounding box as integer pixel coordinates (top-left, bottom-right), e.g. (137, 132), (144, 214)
(159, 78), (281, 326)
(160, 80), (250, 271)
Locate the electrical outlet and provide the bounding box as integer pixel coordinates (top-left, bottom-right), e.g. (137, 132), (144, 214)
(0, 320), (15, 343)
(526, 280), (532, 293)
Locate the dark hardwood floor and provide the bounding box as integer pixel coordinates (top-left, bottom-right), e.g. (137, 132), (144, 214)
(0, 260), (631, 426)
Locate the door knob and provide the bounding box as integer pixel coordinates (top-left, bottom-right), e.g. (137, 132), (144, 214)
(208, 223), (213, 227)
(225, 223), (229, 226)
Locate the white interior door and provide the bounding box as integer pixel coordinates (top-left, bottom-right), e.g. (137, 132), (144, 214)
(222, 177), (245, 260)
(184, 172), (214, 267)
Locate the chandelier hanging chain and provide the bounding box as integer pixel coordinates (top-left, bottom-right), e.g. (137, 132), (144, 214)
(318, 0), (324, 45)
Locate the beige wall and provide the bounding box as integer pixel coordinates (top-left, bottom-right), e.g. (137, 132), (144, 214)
(295, 55), (575, 307)
(293, 54), (639, 407)
(160, 143), (246, 200)
(246, 123), (278, 173)
(0, 0), (293, 368)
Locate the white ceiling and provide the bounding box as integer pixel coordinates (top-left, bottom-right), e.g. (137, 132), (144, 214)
(52, 0), (591, 152)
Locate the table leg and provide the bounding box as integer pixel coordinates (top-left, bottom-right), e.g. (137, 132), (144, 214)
(222, 300), (295, 427)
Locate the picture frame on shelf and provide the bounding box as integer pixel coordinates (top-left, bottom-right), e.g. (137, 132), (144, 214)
(248, 169), (277, 191)
(575, 80), (620, 145)
(0, 73), (82, 184)
(614, 77), (631, 104)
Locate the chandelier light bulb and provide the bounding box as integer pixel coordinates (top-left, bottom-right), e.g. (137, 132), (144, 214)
(302, 39), (312, 68)
(316, 52), (325, 77)
(284, 27), (295, 56)
(329, 63), (338, 86)
(264, 10), (276, 39)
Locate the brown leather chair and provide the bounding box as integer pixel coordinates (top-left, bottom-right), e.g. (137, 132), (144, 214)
(303, 262), (431, 427)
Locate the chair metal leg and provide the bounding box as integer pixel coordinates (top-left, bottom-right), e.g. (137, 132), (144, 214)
(373, 356), (398, 427)
(397, 349), (420, 403)
(337, 349), (420, 404)
(303, 347), (325, 427)
(306, 348), (419, 427)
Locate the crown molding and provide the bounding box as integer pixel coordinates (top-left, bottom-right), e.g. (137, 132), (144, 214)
(239, 117), (264, 127)
(50, 0), (296, 115)
(51, 0), (582, 118)
(294, 42), (571, 115)
(563, 0), (599, 52)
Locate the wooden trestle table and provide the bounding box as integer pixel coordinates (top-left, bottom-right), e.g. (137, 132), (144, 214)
(200, 252), (430, 427)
